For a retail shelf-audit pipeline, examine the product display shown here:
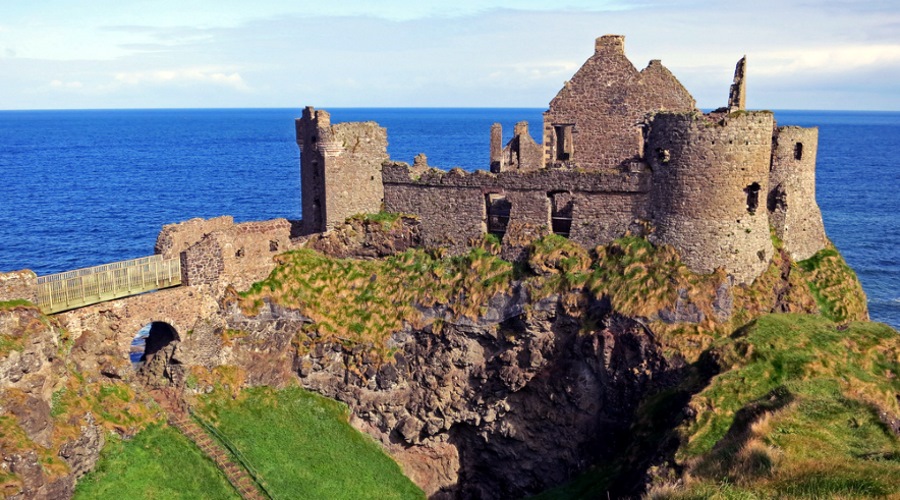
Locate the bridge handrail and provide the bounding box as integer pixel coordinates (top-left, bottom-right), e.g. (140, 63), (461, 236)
(35, 255), (182, 314)
(36, 255), (163, 284)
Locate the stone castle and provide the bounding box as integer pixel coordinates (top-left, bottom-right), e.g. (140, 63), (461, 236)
(296, 35), (827, 283)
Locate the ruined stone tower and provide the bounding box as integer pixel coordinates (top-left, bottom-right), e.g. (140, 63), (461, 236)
(296, 107), (387, 234)
(647, 111), (776, 283)
(769, 126), (827, 260)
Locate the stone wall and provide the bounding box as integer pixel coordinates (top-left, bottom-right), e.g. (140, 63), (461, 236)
(492, 122), (543, 173)
(180, 219), (292, 289)
(648, 111), (776, 283)
(769, 126), (827, 261)
(0, 270), (37, 303)
(296, 107), (387, 234)
(155, 216), (235, 259)
(542, 35), (696, 171)
(383, 163), (649, 255)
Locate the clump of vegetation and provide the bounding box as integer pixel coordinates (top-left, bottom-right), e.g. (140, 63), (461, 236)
(797, 246), (869, 322)
(238, 246), (512, 357)
(196, 386), (424, 499)
(73, 424), (239, 500)
(349, 211), (407, 231)
(0, 299), (34, 310)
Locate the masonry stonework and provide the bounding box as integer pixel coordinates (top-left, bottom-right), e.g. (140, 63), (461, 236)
(298, 35), (828, 284)
(770, 126), (827, 261)
(648, 111), (775, 283)
(542, 35), (696, 171)
(296, 107), (387, 234)
(0, 270), (37, 303)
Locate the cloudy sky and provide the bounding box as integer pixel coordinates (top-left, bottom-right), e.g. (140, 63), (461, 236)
(1, 0), (898, 110)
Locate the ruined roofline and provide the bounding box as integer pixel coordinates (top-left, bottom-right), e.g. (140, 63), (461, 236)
(548, 34), (696, 109)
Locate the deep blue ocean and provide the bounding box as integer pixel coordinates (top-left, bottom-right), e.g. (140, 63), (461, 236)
(0, 108), (897, 330)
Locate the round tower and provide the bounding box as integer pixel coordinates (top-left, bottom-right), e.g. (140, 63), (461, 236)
(769, 126), (827, 260)
(648, 111), (776, 284)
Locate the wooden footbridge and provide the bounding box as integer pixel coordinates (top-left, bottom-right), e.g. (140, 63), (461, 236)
(35, 255), (182, 314)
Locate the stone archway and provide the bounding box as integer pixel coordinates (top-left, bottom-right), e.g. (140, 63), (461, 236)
(134, 321), (183, 387)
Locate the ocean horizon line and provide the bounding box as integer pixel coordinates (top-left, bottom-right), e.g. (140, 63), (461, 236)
(2, 106), (900, 114)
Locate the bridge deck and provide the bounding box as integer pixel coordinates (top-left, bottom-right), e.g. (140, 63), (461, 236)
(36, 255), (182, 314)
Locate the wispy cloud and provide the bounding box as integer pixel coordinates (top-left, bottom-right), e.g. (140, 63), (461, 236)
(112, 68), (250, 91)
(755, 44), (900, 76)
(49, 80), (83, 89)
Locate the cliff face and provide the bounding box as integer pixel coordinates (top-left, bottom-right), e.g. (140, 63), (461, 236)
(0, 305), (100, 499)
(0, 304), (159, 499)
(204, 291), (673, 497)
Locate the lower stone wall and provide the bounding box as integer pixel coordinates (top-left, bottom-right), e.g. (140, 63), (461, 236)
(383, 164), (650, 256)
(155, 216), (235, 259)
(0, 270), (37, 303)
(569, 192), (650, 248)
(385, 184), (485, 253)
(180, 218), (293, 290)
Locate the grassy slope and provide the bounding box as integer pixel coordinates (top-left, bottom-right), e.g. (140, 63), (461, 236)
(664, 314), (900, 498)
(73, 424), (240, 500)
(196, 386), (424, 500)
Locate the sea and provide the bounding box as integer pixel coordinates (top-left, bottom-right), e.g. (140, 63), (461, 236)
(0, 108), (897, 330)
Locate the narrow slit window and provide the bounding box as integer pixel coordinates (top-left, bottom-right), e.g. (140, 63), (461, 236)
(794, 142), (803, 161)
(745, 182), (761, 215)
(554, 124), (574, 161)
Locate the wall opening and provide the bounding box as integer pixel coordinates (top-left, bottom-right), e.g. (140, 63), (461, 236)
(554, 125), (574, 161)
(131, 322), (179, 368)
(745, 182), (761, 215)
(485, 193), (511, 239)
(767, 183), (787, 213)
(794, 142), (803, 161)
(548, 191), (573, 238)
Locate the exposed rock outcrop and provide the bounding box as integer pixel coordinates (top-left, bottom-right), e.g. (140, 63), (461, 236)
(215, 290), (676, 498)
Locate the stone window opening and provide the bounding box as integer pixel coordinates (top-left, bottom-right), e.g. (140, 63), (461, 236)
(767, 184), (787, 213)
(235, 247), (245, 258)
(485, 193), (511, 239)
(794, 142), (803, 160)
(548, 191), (573, 238)
(269, 240), (279, 252)
(745, 182), (761, 215)
(554, 124), (574, 161)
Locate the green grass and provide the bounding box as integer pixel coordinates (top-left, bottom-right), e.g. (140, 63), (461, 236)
(239, 247), (512, 355)
(664, 314), (900, 498)
(74, 424), (240, 500)
(198, 386), (424, 500)
(0, 299), (33, 310)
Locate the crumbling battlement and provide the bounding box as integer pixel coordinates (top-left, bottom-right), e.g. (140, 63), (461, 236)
(770, 126), (827, 261)
(297, 35), (827, 284)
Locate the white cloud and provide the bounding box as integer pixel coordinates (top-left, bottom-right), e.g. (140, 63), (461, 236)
(754, 44), (900, 76)
(112, 68), (250, 91)
(49, 80), (84, 89)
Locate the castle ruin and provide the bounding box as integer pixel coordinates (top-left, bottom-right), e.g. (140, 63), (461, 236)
(296, 35), (827, 284)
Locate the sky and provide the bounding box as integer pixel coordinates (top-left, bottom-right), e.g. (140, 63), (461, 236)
(1, 0), (899, 110)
